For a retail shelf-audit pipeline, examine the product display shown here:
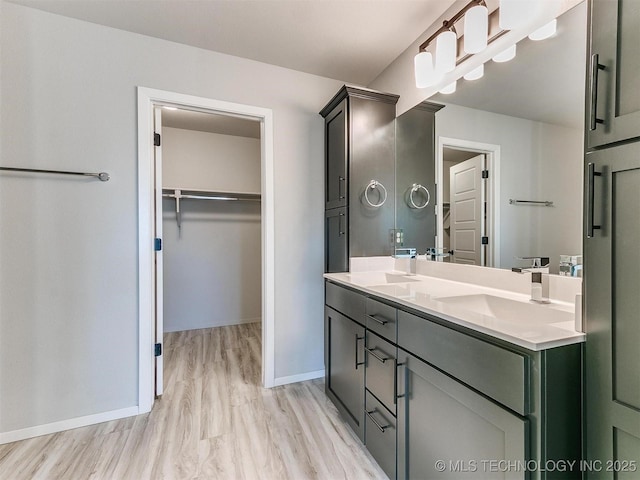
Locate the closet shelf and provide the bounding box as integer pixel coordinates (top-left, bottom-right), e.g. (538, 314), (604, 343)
(162, 188), (261, 228)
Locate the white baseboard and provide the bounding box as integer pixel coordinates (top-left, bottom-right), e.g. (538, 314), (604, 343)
(0, 406), (139, 445)
(273, 369), (325, 387)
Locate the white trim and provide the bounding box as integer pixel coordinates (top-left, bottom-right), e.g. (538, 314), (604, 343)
(137, 87), (276, 412)
(274, 369), (325, 387)
(436, 136), (501, 268)
(0, 407), (139, 445)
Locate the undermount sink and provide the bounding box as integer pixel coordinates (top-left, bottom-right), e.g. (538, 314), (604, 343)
(435, 294), (573, 324)
(382, 273), (420, 284)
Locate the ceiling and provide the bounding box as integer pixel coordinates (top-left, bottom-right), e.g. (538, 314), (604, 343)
(10, 0), (456, 86)
(162, 108), (261, 138)
(431, 1), (587, 129)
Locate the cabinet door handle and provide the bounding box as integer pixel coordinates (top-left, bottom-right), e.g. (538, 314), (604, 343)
(367, 314), (388, 326)
(354, 334), (365, 370)
(338, 176), (346, 200)
(589, 54), (606, 131)
(587, 162), (602, 238)
(365, 346), (391, 364)
(338, 212), (345, 236)
(395, 362), (406, 402)
(365, 409), (390, 433)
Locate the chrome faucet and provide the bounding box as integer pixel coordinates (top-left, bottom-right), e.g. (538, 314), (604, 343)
(427, 247), (451, 261)
(395, 247), (417, 275)
(512, 264), (550, 304)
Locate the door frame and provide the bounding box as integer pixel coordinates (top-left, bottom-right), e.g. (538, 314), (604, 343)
(436, 137), (501, 268)
(137, 87), (275, 414)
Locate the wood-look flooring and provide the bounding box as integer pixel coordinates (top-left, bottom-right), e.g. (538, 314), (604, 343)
(0, 322), (387, 480)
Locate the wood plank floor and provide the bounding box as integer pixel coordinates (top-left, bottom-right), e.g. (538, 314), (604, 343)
(0, 322), (387, 480)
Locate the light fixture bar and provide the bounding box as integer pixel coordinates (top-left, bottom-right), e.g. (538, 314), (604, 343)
(418, 0), (486, 52)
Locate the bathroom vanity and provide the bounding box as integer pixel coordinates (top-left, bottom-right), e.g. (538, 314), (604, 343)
(324, 266), (583, 480)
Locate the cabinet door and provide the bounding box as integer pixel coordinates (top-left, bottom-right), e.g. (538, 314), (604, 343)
(325, 306), (365, 440)
(325, 207), (348, 273)
(584, 144), (640, 478)
(325, 99), (348, 210)
(397, 349), (527, 480)
(586, 0), (640, 149)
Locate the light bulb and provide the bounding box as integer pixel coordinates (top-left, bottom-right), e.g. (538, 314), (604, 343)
(440, 81), (457, 94)
(464, 64), (484, 81)
(528, 19), (557, 41)
(414, 51), (438, 88)
(435, 30), (457, 74)
(492, 44), (517, 62)
(464, 5), (488, 54)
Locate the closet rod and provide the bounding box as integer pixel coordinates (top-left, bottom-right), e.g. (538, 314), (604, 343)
(162, 193), (260, 202)
(0, 166), (110, 181)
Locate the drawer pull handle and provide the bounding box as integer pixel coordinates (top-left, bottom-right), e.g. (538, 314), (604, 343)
(365, 346), (391, 364)
(365, 409), (390, 433)
(367, 314), (388, 326)
(355, 334), (365, 370)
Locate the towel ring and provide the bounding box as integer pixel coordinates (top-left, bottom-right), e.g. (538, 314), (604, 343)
(364, 180), (387, 208)
(409, 183), (430, 209)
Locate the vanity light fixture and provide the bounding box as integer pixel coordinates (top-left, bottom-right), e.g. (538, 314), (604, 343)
(440, 81), (457, 94)
(414, 51), (439, 88)
(463, 64), (485, 80)
(528, 19), (557, 41)
(464, 2), (488, 54)
(435, 28), (458, 74)
(492, 44), (517, 62)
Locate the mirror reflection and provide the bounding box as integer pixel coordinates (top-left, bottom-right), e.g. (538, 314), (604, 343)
(397, 1), (587, 274)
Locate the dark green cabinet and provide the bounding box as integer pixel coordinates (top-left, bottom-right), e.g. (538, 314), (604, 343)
(397, 349), (527, 480)
(325, 207), (348, 273)
(321, 86), (399, 272)
(584, 143), (640, 478)
(586, 0), (640, 149)
(324, 305), (365, 441)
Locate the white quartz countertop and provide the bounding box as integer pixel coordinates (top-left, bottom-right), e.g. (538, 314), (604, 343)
(324, 270), (585, 351)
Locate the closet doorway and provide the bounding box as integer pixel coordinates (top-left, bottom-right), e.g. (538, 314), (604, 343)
(436, 137), (500, 268)
(137, 88), (275, 414)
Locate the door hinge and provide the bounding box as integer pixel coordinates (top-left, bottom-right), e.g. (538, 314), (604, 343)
(482, 170), (489, 179)
(155, 343), (162, 357)
(154, 238), (162, 251)
(154, 132), (161, 146)
(481, 236), (489, 245)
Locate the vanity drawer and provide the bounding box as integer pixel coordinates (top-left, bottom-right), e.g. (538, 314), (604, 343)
(365, 331), (397, 413)
(365, 297), (397, 342)
(365, 390), (396, 480)
(325, 281), (365, 324)
(398, 310), (529, 415)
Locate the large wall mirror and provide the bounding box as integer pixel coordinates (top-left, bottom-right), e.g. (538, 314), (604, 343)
(396, 0), (586, 274)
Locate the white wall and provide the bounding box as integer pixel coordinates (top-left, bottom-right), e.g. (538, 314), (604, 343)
(162, 127), (261, 332)
(0, 2), (342, 436)
(436, 104), (583, 273)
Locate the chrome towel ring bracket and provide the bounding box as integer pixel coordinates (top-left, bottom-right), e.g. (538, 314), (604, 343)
(408, 183), (430, 209)
(364, 180), (387, 208)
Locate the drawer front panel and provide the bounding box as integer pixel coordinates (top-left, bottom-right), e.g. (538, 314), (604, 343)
(365, 390), (397, 480)
(398, 310), (528, 415)
(365, 331), (397, 413)
(325, 281), (365, 324)
(366, 297), (397, 342)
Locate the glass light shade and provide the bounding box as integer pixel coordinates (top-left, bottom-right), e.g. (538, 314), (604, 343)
(492, 44), (517, 62)
(439, 81), (457, 94)
(414, 51), (438, 88)
(463, 64), (484, 81)
(528, 19), (557, 41)
(435, 30), (457, 74)
(464, 5), (488, 54)
(499, 0), (538, 30)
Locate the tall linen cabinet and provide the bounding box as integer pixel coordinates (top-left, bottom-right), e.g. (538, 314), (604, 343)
(320, 85), (399, 273)
(584, 0), (640, 475)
